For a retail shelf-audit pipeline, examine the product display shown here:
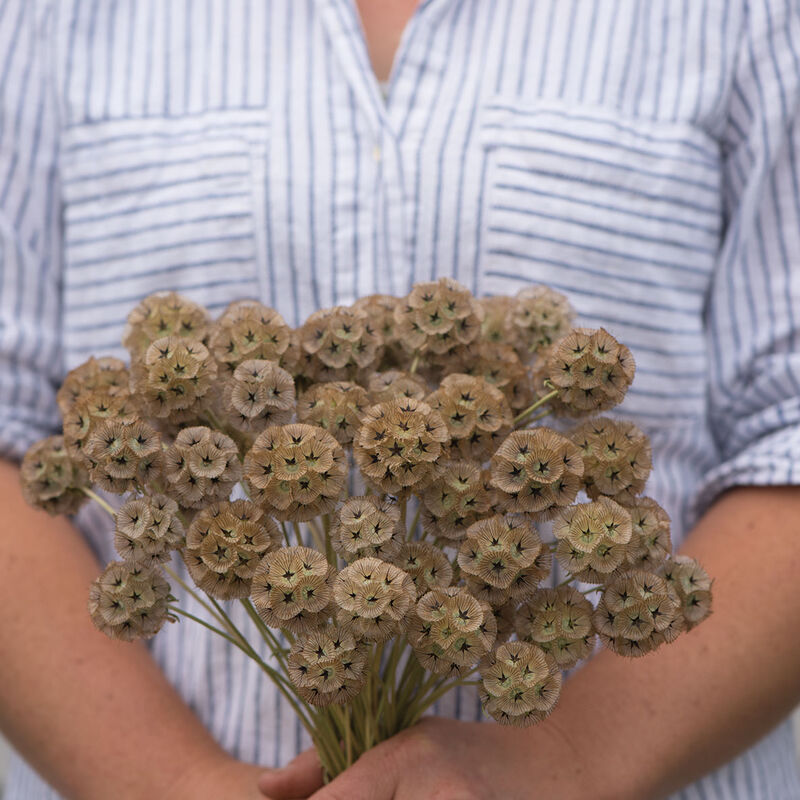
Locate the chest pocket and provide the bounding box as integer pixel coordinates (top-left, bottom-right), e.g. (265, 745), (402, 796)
(478, 97), (722, 426)
(59, 108), (270, 365)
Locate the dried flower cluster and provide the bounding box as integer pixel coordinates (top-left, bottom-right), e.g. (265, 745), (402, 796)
(21, 283), (712, 779)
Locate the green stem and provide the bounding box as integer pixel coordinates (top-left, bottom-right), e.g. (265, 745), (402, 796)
(81, 487), (116, 518)
(409, 353), (420, 374)
(513, 388), (560, 426)
(167, 606), (246, 652)
(163, 565), (230, 630)
(407, 501), (423, 539)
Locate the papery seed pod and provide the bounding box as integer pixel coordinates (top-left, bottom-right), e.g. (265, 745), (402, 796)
(115, 494), (185, 567)
(131, 336), (218, 421)
(299, 305), (382, 378)
(353, 398), (449, 495)
(544, 328), (635, 416)
(333, 557), (416, 642)
(123, 291), (211, 359)
(56, 357), (131, 416)
(478, 296), (520, 349)
(458, 515), (545, 592)
(297, 381), (369, 445)
(570, 417), (652, 505)
(489, 428), (584, 518)
(593, 570), (681, 657)
(511, 286), (575, 360)
(251, 546), (334, 634)
(20, 435), (89, 515)
(88, 561), (172, 641)
(393, 540), (454, 597)
(493, 600), (519, 643)
(516, 586), (595, 669)
(287, 623), (368, 707)
(409, 587), (497, 673)
(221, 359), (296, 433)
(353, 294), (400, 349)
(622, 497), (672, 570)
(420, 460), (492, 542)
(85, 417), (163, 494)
(330, 495), (402, 562)
(394, 278), (483, 357)
(660, 555), (713, 629)
(464, 545), (552, 607)
(164, 426), (242, 508)
(183, 500), (280, 599)
(480, 641), (562, 727)
(428, 374), (513, 462)
(366, 370), (428, 404)
(243, 423), (346, 521)
(209, 299), (292, 374)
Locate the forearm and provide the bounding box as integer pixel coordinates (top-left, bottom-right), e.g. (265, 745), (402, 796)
(543, 486), (800, 799)
(0, 459), (243, 800)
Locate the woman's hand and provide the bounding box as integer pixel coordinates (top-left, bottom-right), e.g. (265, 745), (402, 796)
(165, 756), (288, 800)
(258, 717), (607, 800)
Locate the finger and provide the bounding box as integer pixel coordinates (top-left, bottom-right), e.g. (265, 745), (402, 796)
(258, 748), (325, 799)
(308, 749), (398, 800)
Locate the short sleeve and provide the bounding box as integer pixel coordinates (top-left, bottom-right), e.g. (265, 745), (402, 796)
(698, 0), (800, 510)
(0, 0), (63, 462)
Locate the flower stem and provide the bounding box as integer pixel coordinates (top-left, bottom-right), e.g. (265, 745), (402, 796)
(513, 388), (560, 426)
(80, 487), (116, 518)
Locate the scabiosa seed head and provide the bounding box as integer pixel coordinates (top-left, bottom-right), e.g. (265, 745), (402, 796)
(352, 294), (400, 348)
(544, 328), (635, 415)
(660, 555), (713, 629)
(20, 436), (89, 515)
(478, 296), (519, 348)
(331, 495), (402, 562)
(392, 541), (454, 597)
(480, 641), (562, 727)
(622, 496), (672, 570)
(570, 417), (652, 505)
(489, 428), (584, 517)
(297, 381), (369, 445)
(353, 397), (449, 495)
(56, 356), (131, 416)
(164, 426), (242, 508)
(366, 370), (428, 404)
(243, 423), (346, 521)
(208, 299), (292, 374)
(511, 286), (575, 359)
(123, 291), (210, 359)
(251, 546), (334, 634)
(88, 561), (172, 641)
(221, 359), (296, 433)
(114, 494), (185, 567)
(334, 557), (416, 642)
(515, 586), (595, 669)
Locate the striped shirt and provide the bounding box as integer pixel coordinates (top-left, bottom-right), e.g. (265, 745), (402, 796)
(2, 1), (800, 797)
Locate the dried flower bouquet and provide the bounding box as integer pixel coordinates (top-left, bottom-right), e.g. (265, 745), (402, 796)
(21, 281), (712, 779)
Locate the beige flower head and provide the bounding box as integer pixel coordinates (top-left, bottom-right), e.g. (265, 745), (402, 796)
(353, 397), (449, 494)
(393, 541), (454, 597)
(164, 426), (242, 508)
(489, 428), (584, 517)
(20, 435), (89, 515)
(123, 291), (211, 359)
(221, 359), (296, 433)
(85, 417), (163, 494)
(251, 546), (334, 635)
(56, 356), (131, 416)
(394, 278), (483, 356)
(287, 623), (368, 707)
(331, 496), (403, 562)
(457, 515), (546, 593)
(299, 305), (382, 376)
(544, 328), (635, 415)
(131, 336), (218, 420)
(660, 555), (713, 629)
(515, 586), (595, 669)
(421, 460), (492, 542)
(334, 557), (416, 642)
(463, 542), (552, 608)
(183, 500), (280, 599)
(622, 497), (672, 570)
(88, 561), (172, 641)
(297, 381), (369, 445)
(367, 370), (428, 404)
(570, 417), (652, 505)
(428, 374), (513, 461)
(409, 586), (497, 674)
(353, 294), (400, 348)
(243, 423), (346, 521)
(478, 296), (518, 348)
(553, 497), (633, 581)
(511, 285), (575, 359)
(209, 299), (291, 374)
(115, 494), (185, 567)
(593, 569), (681, 657)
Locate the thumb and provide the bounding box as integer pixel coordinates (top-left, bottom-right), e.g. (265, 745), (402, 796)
(258, 748), (325, 799)
(308, 745), (398, 800)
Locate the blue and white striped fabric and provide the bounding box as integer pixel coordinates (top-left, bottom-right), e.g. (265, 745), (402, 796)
(2, 1), (800, 797)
